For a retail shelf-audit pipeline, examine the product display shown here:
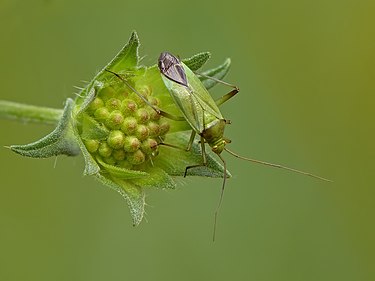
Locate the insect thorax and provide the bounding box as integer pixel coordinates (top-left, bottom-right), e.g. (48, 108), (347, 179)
(201, 119), (228, 154)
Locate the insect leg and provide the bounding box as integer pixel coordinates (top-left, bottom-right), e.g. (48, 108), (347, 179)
(105, 69), (185, 121)
(215, 88), (239, 107)
(194, 72), (239, 91)
(185, 130), (196, 151)
(184, 136), (207, 177)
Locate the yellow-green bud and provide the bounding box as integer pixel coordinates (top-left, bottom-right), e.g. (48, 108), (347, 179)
(159, 120), (170, 136)
(88, 97), (104, 112)
(147, 122), (160, 137)
(112, 149), (126, 161)
(107, 130), (125, 149)
(99, 86), (116, 102)
(94, 107), (110, 122)
(141, 138), (158, 154)
(98, 142), (112, 158)
(135, 124), (149, 141)
(106, 110), (124, 129)
(121, 117), (137, 135)
(106, 98), (122, 111)
(84, 139), (100, 153)
(128, 150), (145, 165)
(135, 108), (150, 124)
(121, 99), (138, 115)
(124, 136), (141, 152)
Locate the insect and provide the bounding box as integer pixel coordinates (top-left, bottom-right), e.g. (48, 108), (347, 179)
(158, 52), (330, 240)
(106, 52), (330, 240)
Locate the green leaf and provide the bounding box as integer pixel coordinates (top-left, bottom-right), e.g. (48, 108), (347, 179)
(75, 81), (103, 116)
(182, 52), (211, 71)
(74, 31), (140, 112)
(199, 58), (231, 89)
(71, 114), (101, 176)
(10, 98), (80, 158)
(96, 156), (149, 179)
(80, 113), (109, 140)
(105, 31), (140, 72)
(95, 173), (145, 226)
(133, 166), (176, 189)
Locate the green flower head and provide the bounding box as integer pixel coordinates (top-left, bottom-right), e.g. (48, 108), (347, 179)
(9, 31), (232, 225)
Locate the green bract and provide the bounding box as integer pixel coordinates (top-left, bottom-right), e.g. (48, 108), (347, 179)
(8, 31), (233, 225)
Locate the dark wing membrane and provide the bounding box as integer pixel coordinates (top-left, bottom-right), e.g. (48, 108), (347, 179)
(158, 52), (188, 87)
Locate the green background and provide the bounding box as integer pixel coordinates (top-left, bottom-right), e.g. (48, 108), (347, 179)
(0, 0), (374, 280)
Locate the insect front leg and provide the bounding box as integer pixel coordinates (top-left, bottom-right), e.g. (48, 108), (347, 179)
(194, 72), (239, 106)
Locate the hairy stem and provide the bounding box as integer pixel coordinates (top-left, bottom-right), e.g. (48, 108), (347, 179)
(0, 100), (63, 125)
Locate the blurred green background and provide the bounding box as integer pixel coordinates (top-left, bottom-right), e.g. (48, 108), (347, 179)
(0, 0), (374, 280)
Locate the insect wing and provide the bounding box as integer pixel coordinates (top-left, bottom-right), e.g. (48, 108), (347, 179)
(158, 52), (188, 87)
(181, 62), (223, 120)
(160, 74), (204, 132)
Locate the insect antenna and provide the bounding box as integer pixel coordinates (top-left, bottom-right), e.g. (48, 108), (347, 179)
(224, 148), (331, 182)
(213, 154), (228, 242)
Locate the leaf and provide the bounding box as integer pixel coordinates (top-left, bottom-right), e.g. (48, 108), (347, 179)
(133, 166), (176, 189)
(95, 173), (146, 226)
(74, 31), (140, 112)
(80, 114), (109, 140)
(199, 58), (231, 89)
(182, 52), (211, 71)
(96, 156), (148, 180)
(10, 98), (80, 158)
(105, 31), (140, 72)
(75, 80), (103, 116)
(71, 116), (101, 176)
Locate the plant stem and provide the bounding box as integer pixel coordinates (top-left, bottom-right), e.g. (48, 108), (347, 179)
(0, 100), (63, 125)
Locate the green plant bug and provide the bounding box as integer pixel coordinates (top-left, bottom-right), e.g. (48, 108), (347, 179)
(105, 52), (330, 241)
(158, 52), (330, 240)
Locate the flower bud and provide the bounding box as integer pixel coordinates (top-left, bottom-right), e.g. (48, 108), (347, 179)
(106, 98), (122, 111)
(98, 142), (112, 158)
(135, 108), (150, 124)
(84, 139), (100, 153)
(147, 122), (160, 137)
(141, 138), (158, 154)
(121, 99), (138, 115)
(121, 117), (138, 135)
(159, 120), (170, 136)
(127, 150), (145, 165)
(107, 130), (125, 149)
(99, 86), (116, 102)
(149, 109), (161, 121)
(112, 149), (126, 161)
(138, 85), (152, 98)
(88, 97), (104, 112)
(148, 96), (160, 106)
(135, 124), (149, 141)
(124, 136), (141, 152)
(106, 110), (124, 129)
(94, 107), (110, 122)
